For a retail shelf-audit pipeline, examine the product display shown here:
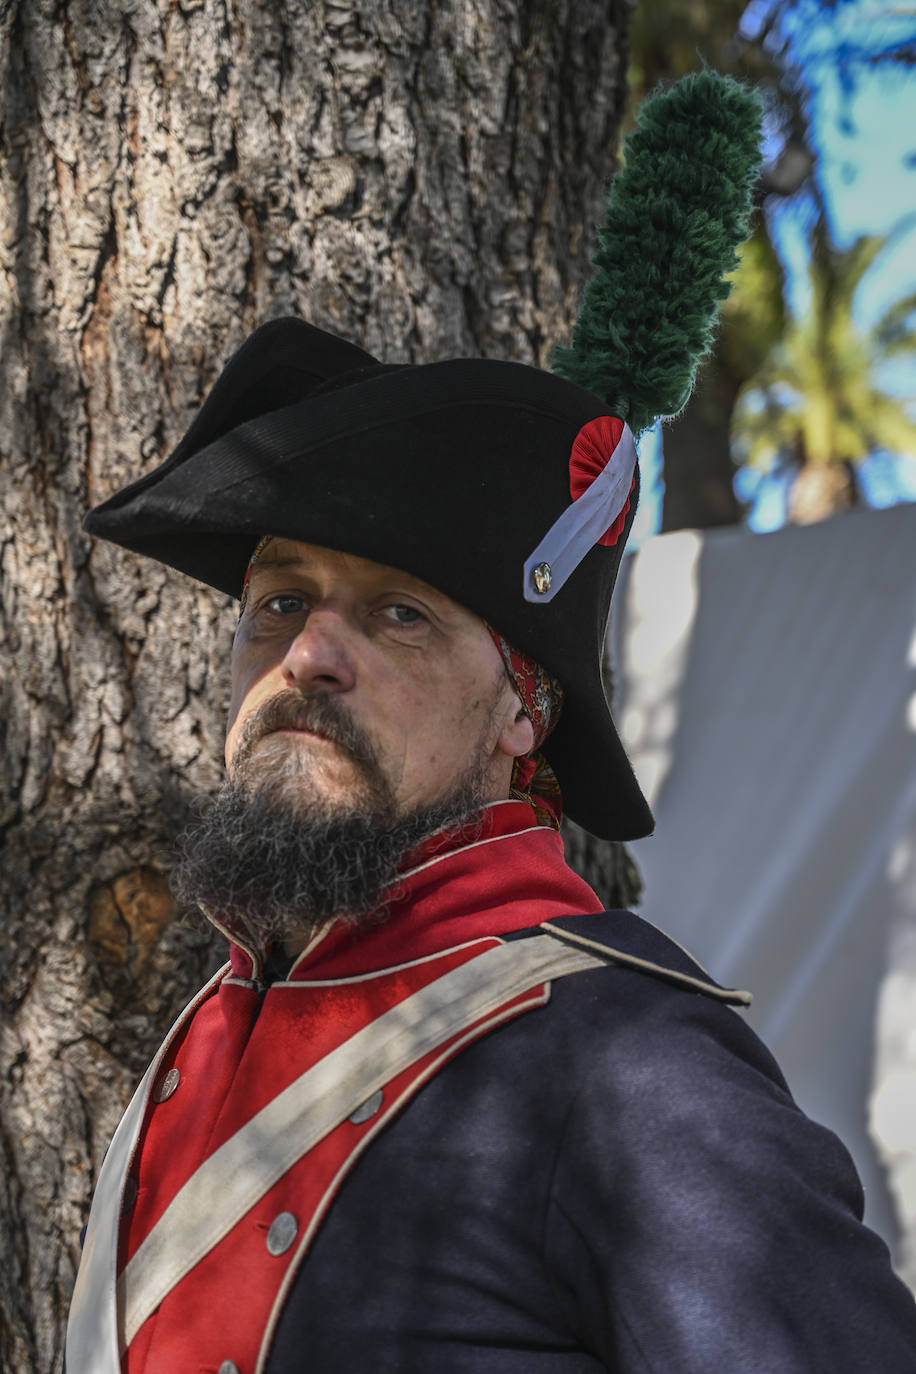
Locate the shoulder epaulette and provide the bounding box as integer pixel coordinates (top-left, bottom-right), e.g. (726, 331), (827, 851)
(534, 911), (752, 1007)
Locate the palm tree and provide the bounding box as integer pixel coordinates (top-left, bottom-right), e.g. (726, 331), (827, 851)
(626, 0), (916, 533)
(733, 217), (916, 524)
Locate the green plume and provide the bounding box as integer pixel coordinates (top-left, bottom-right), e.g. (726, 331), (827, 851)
(552, 70), (763, 435)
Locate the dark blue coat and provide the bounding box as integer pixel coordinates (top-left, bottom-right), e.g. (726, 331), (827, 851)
(266, 912), (916, 1372)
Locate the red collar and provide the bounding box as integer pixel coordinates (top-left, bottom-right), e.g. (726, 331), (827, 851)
(226, 800), (601, 981)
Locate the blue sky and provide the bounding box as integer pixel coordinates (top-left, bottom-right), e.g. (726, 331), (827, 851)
(634, 0), (916, 543)
(783, 0), (916, 313)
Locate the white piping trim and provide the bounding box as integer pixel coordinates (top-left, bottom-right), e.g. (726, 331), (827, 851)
(199, 905), (262, 975)
(287, 919), (335, 974)
(397, 824), (548, 882)
(117, 936), (605, 1350)
(259, 937), (499, 987)
(539, 922), (752, 1005)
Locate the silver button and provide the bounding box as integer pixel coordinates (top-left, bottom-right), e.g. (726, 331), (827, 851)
(532, 561), (552, 594)
(266, 1211), (298, 1256)
(349, 1088), (383, 1124)
(218, 1362), (240, 1374)
(153, 1067), (180, 1102)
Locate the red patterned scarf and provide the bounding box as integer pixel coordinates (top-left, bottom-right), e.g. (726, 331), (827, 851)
(483, 628), (563, 828)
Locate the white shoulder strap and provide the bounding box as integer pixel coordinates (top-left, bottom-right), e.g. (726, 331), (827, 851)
(66, 934), (604, 1372)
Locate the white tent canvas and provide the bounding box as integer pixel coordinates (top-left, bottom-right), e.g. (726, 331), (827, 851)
(611, 502), (916, 1282)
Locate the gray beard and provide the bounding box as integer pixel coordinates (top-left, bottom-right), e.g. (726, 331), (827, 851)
(170, 689), (489, 956)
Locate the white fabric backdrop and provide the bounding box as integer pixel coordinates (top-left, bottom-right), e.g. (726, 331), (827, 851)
(611, 502), (916, 1271)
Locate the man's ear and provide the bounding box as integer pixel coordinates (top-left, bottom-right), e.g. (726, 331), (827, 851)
(496, 699), (535, 761)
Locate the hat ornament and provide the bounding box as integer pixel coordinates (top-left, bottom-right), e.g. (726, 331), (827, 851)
(523, 416), (637, 603)
(535, 70), (763, 605)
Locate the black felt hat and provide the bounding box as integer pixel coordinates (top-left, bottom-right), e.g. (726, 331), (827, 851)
(84, 316), (652, 841)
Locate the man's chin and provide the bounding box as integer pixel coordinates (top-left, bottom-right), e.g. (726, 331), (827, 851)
(237, 738), (385, 815)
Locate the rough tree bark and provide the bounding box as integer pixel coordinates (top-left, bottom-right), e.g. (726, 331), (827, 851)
(0, 2), (634, 1366)
(659, 358), (743, 531)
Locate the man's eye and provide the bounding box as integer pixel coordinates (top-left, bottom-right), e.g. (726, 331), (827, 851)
(265, 594), (308, 616)
(383, 604), (424, 626)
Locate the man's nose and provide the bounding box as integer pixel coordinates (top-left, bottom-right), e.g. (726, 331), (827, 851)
(279, 609), (357, 693)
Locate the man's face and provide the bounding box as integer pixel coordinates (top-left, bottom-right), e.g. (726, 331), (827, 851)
(226, 539), (533, 813)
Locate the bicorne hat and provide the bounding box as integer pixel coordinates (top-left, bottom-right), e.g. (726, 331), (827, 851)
(84, 316), (651, 840)
(83, 70), (763, 842)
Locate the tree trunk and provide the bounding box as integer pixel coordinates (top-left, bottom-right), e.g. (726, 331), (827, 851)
(788, 460), (859, 525)
(660, 358), (743, 531)
(0, 2), (634, 1366)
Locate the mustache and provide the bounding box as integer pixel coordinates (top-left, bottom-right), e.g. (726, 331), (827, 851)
(233, 690), (380, 774)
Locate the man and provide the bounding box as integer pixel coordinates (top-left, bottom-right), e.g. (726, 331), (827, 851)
(67, 74), (916, 1372)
